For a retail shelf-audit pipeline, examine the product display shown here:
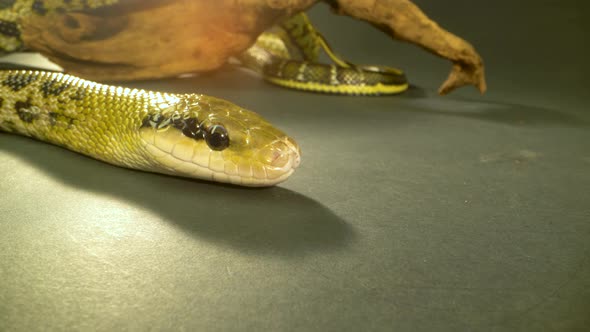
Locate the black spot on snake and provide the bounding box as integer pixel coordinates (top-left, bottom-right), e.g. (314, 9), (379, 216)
(181, 117), (204, 140)
(336, 68), (361, 85)
(69, 87), (86, 100)
(171, 114), (185, 128)
(48, 112), (58, 126)
(141, 113), (166, 129)
(31, 0), (47, 14)
(141, 114), (206, 141)
(0, 19), (20, 38)
(15, 99), (37, 123)
(141, 115), (152, 128)
(47, 111), (75, 128)
(2, 72), (38, 91)
(40, 79), (70, 97)
(0, 97), (3, 107)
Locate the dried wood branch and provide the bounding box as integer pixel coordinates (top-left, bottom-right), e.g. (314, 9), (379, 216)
(19, 0), (485, 94)
(328, 0), (486, 94)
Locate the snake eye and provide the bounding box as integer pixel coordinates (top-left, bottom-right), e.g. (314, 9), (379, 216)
(205, 124), (230, 151)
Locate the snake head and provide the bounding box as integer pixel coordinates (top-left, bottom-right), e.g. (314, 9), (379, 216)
(139, 94), (300, 186)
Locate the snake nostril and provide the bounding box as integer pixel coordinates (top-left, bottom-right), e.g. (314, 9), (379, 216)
(257, 140), (291, 169)
(270, 150), (290, 168)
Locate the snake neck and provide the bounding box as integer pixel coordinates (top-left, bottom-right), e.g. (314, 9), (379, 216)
(0, 0), (120, 54)
(0, 70), (162, 170)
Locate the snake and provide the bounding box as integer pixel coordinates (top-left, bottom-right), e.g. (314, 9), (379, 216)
(0, 0), (407, 186)
(241, 12), (409, 95)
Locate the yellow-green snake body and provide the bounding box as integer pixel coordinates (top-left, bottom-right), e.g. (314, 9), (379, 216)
(0, 69), (300, 186)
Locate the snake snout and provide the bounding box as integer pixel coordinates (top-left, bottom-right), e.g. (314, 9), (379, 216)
(251, 136), (300, 186)
(259, 137), (300, 169)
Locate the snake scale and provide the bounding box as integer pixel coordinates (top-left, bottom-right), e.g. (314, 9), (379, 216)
(0, 0), (407, 186)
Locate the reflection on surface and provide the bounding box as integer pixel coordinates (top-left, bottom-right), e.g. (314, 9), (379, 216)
(0, 134), (355, 257)
(403, 95), (589, 127)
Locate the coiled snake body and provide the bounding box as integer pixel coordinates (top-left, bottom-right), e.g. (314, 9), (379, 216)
(0, 0), (406, 186)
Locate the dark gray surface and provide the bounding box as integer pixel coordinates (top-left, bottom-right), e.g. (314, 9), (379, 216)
(1, 1), (589, 331)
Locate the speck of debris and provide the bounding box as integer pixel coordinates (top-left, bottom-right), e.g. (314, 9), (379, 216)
(479, 150), (541, 164)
